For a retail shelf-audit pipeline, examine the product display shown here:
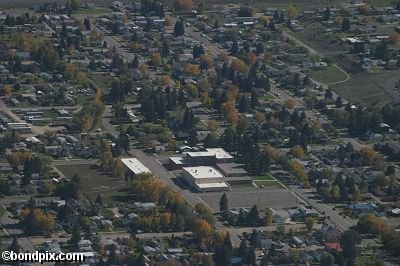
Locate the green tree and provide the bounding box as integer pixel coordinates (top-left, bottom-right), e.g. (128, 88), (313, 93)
(247, 205), (260, 225)
(70, 224), (81, 249)
(321, 253), (334, 266)
(219, 192), (228, 212)
(340, 230), (361, 260)
(265, 208), (273, 225)
(249, 229), (260, 247)
(215, 233), (232, 266)
(277, 225), (285, 236)
(342, 17), (351, 31)
(195, 203), (215, 226)
(173, 20), (185, 36)
(305, 217), (315, 233)
(71, 0), (81, 11)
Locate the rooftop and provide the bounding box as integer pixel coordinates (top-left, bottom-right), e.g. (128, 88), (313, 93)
(121, 158), (150, 175)
(187, 148), (233, 159)
(195, 182), (230, 189)
(169, 156), (191, 165)
(183, 166), (224, 179)
(207, 148), (234, 159)
(216, 163), (248, 175)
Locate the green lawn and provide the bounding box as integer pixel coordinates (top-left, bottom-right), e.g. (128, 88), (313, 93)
(252, 173), (275, 181)
(260, 93), (276, 101)
(77, 8), (112, 14)
(331, 70), (396, 108)
(254, 180), (284, 188)
(308, 65), (348, 85)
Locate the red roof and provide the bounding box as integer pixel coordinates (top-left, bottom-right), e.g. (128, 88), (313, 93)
(325, 242), (343, 252)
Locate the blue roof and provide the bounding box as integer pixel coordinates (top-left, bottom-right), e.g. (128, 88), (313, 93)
(349, 203), (376, 210)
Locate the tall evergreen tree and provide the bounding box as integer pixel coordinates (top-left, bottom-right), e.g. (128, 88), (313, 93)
(219, 193), (228, 212)
(215, 233), (232, 266)
(173, 20), (185, 36)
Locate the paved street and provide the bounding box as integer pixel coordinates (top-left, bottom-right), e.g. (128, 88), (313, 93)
(288, 185), (356, 231)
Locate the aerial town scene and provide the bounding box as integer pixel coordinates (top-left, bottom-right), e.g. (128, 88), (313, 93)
(1, 0), (400, 265)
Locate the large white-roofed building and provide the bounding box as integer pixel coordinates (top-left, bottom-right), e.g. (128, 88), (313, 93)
(169, 148), (234, 170)
(121, 158), (150, 179)
(181, 166), (230, 192)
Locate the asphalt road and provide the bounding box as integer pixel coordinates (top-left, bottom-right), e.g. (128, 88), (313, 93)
(288, 185), (356, 231)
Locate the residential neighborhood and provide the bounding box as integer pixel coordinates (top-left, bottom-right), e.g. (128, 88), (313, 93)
(0, 0), (399, 265)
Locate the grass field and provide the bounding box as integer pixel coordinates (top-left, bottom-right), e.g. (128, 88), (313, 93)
(308, 65), (348, 85)
(331, 71), (396, 108)
(56, 164), (131, 204)
(254, 180), (284, 188)
(251, 173), (275, 181)
(77, 7), (112, 14)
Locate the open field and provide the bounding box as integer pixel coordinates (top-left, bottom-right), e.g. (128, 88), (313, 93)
(251, 173), (275, 181)
(331, 71), (399, 108)
(56, 164), (130, 203)
(308, 65), (348, 85)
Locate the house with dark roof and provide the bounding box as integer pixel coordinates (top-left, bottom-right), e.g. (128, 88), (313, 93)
(348, 203), (377, 217)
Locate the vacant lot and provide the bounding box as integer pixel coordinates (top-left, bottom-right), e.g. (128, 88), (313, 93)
(56, 164), (130, 203)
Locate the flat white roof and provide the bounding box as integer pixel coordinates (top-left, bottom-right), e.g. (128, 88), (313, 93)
(169, 156), (189, 165)
(206, 148), (234, 159)
(183, 166), (224, 179)
(121, 158), (150, 175)
(187, 148), (233, 159)
(196, 182), (229, 189)
(187, 151), (214, 157)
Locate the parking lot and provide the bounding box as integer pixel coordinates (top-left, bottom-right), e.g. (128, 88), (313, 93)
(197, 186), (300, 211)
